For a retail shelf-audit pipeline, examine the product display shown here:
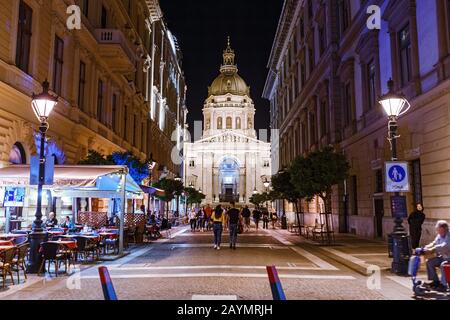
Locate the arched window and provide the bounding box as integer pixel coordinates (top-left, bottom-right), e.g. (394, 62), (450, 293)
(236, 117), (241, 129)
(217, 117), (223, 129)
(226, 117), (232, 129)
(9, 142), (26, 164)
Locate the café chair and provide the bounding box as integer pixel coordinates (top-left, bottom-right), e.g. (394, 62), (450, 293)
(0, 248), (16, 288)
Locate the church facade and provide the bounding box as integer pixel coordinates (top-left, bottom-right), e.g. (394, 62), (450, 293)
(184, 40), (271, 206)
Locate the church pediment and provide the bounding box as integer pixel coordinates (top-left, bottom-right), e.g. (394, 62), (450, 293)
(195, 131), (266, 145)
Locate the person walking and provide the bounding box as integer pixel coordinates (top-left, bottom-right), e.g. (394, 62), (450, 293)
(196, 207), (204, 232)
(227, 202), (240, 250)
(212, 205), (225, 250)
(189, 208), (197, 232)
(204, 204), (213, 231)
(241, 205), (251, 232)
(408, 203), (426, 249)
(253, 207), (261, 230)
(262, 208), (269, 229)
(223, 206), (229, 232)
(271, 209), (278, 229)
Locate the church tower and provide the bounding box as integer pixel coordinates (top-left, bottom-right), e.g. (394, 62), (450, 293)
(202, 38), (256, 139)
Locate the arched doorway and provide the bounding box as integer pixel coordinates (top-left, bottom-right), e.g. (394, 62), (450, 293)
(218, 158), (240, 202)
(9, 142), (27, 164)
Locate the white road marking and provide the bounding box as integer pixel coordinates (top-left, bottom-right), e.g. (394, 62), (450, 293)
(261, 228), (339, 270)
(290, 247), (338, 270)
(169, 243), (289, 249)
(80, 273), (356, 280)
(109, 265), (322, 271)
(192, 295), (238, 300)
(321, 247), (372, 270)
(386, 276), (414, 289)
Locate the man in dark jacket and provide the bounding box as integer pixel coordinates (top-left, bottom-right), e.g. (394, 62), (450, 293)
(408, 203), (426, 249)
(227, 202), (240, 250)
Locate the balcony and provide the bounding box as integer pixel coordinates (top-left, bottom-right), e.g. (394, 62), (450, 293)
(219, 194), (240, 203)
(94, 29), (135, 74)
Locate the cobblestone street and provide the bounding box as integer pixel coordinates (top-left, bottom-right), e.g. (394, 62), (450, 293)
(0, 225), (420, 300)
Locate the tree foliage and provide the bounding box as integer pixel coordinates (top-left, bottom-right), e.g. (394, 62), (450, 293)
(183, 187), (206, 206)
(290, 146), (350, 211)
(153, 178), (184, 203)
(78, 150), (150, 184)
(249, 192), (270, 208)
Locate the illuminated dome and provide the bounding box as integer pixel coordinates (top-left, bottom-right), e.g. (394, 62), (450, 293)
(208, 38), (250, 96)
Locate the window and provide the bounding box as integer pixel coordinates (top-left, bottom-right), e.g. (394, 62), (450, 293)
(343, 83), (352, 126)
(133, 115), (137, 146)
(367, 59), (376, 110)
(301, 122), (307, 153)
(299, 18), (304, 40)
(263, 160), (270, 168)
(308, 0), (313, 20)
(411, 159), (423, 205)
(226, 117), (232, 129)
(112, 93), (117, 131)
(236, 117), (241, 129)
(101, 6), (107, 28)
(320, 100), (327, 137)
(398, 24), (412, 86)
(82, 0), (89, 17)
(123, 105), (128, 139)
(53, 36), (64, 95)
(375, 169), (383, 193)
(338, 0), (351, 35)
(142, 122), (146, 151)
(319, 25), (326, 56)
(217, 117), (223, 129)
(308, 46), (315, 74)
(350, 175), (358, 215)
(189, 160), (195, 167)
(78, 61), (86, 110)
(16, 1), (32, 73)
(97, 80), (104, 123)
(309, 111), (316, 146)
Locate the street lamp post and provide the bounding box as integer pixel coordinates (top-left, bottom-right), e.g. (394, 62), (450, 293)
(27, 80), (58, 273)
(379, 78), (411, 275)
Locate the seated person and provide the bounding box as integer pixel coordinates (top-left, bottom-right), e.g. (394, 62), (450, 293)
(148, 214), (157, 226)
(60, 215), (75, 230)
(45, 212), (58, 228)
(108, 214), (119, 227)
(424, 220), (450, 290)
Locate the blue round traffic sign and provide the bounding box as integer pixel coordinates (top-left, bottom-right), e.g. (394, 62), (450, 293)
(388, 165), (406, 182)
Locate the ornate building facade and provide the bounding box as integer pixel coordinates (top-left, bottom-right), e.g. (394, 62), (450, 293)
(0, 0), (186, 175)
(184, 40), (271, 206)
(0, 0), (187, 227)
(264, 0), (450, 242)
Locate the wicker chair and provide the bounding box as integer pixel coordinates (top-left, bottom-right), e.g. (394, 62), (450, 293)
(38, 242), (67, 276)
(11, 243), (29, 282)
(0, 248), (15, 288)
(84, 238), (100, 261)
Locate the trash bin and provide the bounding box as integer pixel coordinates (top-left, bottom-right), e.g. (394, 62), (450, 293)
(281, 216), (287, 229)
(391, 233), (411, 275)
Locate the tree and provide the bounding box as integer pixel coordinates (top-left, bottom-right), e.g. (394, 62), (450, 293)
(184, 187), (206, 207)
(78, 150), (150, 184)
(78, 150), (114, 165)
(249, 193), (269, 208)
(153, 178), (184, 218)
(290, 146), (350, 241)
(272, 170), (306, 230)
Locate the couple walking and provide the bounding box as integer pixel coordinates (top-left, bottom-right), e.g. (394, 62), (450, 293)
(211, 202), (241, 250)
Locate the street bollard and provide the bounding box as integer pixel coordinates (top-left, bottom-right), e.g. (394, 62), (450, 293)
(98, 266), (118, 300)
(444, 264), (450, 288)
(266, 265), (286, 300)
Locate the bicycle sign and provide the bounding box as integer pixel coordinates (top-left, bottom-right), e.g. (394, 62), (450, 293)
(385, 162), (409, 193)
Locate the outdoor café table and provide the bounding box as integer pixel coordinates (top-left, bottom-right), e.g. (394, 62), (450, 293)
(0, 240), (14, 246)
(0, 233), (28, 241)
(0, 245), (15, 253)
(47, 240), (77, 250)
(47, 230), (66, 237)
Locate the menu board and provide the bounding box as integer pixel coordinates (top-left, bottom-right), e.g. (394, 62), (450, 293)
(390, 195), (408, 219)
(3, 187), (25, 207)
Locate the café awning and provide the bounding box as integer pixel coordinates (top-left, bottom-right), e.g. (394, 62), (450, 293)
(0, 165), (143, 198)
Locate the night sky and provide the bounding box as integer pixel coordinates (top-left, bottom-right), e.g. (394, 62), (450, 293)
(159, 0), (284, 134)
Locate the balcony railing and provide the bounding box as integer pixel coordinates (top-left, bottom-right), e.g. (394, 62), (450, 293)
(94, 29), (135, 73)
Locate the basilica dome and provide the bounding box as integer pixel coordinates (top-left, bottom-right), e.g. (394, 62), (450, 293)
(209, 72), (249, 96)
(208, 38), (250, 96)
